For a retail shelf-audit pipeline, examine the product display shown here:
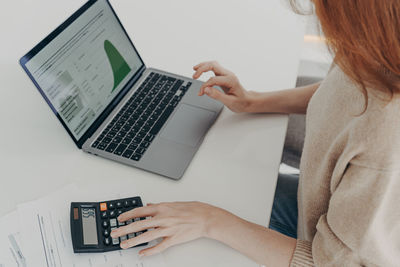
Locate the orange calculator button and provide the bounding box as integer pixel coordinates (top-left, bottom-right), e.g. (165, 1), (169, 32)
(100, 203), (107, 211)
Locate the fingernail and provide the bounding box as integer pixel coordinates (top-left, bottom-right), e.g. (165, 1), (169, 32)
(121, 242), (128, 249)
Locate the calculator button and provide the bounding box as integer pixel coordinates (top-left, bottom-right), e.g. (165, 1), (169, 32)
(134, 217), (140, 222)
(120, 235), (128, 242)
(131, 199), (138, 206)
(110, 219), (117, 227)
(118, 221), (125, 227)
(103, 229), (110, 237)
(117, 210), (123, 216)
(128, 233), (135, 239)
(104, 237), (111, 246)
(102, 221), (108, 228)
(112, 238), (119, 245)
(127, 219), (133, 225)
(124, 200), (131, 207)
(111, 227), (119, 245)
(109, 210), (116, 218)
(116, 202), (123, 209)
(108, 202), (116, 209)
(101, 211), (108, 219)
(100, 203), (107, 211)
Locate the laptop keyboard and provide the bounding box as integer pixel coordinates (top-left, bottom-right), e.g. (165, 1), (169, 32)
(91, 72), (192, 162)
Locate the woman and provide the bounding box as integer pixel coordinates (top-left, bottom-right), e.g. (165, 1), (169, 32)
(111, 0), (400, 266)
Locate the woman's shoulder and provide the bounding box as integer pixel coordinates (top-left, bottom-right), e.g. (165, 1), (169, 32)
(348, 92), (400, 171)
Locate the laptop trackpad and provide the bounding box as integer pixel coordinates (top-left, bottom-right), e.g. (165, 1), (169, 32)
(160, 104), (216, 147)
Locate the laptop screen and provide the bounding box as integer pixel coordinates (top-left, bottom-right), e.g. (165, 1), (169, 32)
(24, 0), (144, 140)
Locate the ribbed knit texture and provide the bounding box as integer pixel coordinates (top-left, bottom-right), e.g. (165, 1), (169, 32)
(290, 240), (314, 267)
(290, 65), (400, 266)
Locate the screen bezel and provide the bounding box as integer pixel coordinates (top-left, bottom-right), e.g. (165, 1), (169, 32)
(19, 0), (146, 148)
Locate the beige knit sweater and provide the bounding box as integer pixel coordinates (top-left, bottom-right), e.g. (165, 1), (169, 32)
(290, 65), (400, 266)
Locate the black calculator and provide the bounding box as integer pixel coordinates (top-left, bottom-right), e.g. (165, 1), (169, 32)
(70, 196), (147, 253)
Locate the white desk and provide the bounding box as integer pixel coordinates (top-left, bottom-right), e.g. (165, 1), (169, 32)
(0, 0), (305, 266)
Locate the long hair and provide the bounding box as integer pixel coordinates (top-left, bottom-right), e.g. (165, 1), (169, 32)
(291, 0), (400, 108)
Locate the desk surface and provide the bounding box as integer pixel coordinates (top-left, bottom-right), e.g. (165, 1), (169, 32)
(0, 0), (304, 266)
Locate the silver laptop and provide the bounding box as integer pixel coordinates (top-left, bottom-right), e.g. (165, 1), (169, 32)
(20, 0), (223, 180)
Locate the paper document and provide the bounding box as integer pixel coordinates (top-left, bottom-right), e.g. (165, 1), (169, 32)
(17, 184), (166, 267)
(0, 211), (26, 267)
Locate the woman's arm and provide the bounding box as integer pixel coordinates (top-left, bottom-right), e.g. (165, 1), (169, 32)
(207, 206), (297, 266)
(193, 61), (320, 114)
(110, 202), (296, 267)
(246, 84), (320, 114)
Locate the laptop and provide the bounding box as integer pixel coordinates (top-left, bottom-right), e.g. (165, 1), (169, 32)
(20, 0), (223, 180)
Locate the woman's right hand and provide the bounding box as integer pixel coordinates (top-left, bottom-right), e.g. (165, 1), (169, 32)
(193, 61), (255, 113)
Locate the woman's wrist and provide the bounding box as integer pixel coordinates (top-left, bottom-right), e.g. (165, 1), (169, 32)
(203, 204), (297, 266)
(244, 91), (273, 113)
(204, 206), (244, 241)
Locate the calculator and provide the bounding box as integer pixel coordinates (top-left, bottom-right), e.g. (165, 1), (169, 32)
(70, 196), (147, 253)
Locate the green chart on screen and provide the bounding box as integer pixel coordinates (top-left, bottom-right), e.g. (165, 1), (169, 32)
(104, 40), (131, 92)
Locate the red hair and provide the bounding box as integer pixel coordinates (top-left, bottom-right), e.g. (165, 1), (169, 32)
(292, 0), (400, 106)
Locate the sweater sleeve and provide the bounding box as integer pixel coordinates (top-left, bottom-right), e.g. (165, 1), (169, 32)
(291, 163), (400, 266)
(290, 240), (314, 266)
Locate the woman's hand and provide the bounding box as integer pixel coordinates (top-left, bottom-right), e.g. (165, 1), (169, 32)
(110, 201), (230, 257)
(193, 61), (255, 113)
(111, 201), (296, 266)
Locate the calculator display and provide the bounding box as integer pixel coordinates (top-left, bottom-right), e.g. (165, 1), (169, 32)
(81, 208), (98, 245)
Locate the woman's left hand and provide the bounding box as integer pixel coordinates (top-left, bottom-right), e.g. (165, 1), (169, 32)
(110, 201), (225, 257)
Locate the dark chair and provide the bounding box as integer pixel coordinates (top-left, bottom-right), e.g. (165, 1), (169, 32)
(281, 64), (328, 169)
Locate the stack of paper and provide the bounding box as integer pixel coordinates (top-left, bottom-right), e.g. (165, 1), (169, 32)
(0, 184), (166, 267)
(0, 211), (25, 267)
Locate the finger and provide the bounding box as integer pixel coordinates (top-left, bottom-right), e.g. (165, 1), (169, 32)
(111, 218), (161, 238)
(192, 61), (228, 80)
(139, 237), (175, 257)
(199, 76), (233, 96)
(120, 228), (169, 249)
(204, 87), (234, 107)
(193, 62), (206, 70)
(118, 205), (158, 222)
(193, 61), (214, 71)
(193, 62), (222, 79)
